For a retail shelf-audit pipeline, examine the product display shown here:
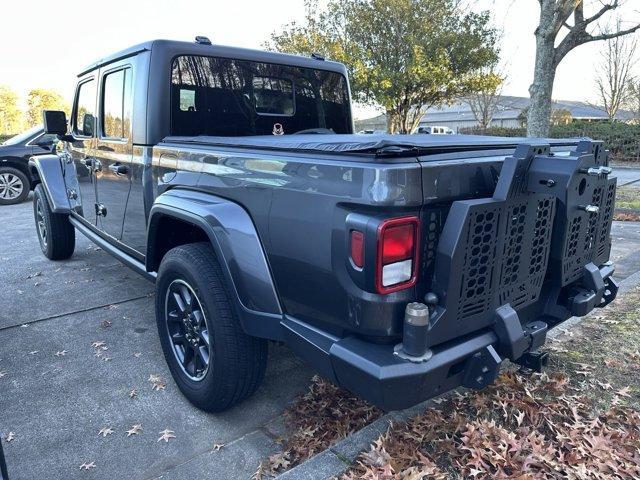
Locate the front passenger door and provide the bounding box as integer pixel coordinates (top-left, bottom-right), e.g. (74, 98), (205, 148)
(69, 78), (98, 223)
(94, 66), (134, 241)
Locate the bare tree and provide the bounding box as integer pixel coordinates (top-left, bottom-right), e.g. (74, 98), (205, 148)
(595, 28), (637, 120)
(528, 1), (640, 137)
(464, 71), (505, 130)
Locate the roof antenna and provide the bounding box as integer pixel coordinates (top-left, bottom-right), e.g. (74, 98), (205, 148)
(195, 36), (212, 45)
(311, 52), (325, 61)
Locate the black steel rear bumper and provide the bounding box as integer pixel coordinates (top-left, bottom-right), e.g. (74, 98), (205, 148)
(282, 262), (616, 411)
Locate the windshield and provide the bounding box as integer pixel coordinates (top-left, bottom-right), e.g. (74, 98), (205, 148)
(170, 55), (352, 136)
(2, 125), (43, 146)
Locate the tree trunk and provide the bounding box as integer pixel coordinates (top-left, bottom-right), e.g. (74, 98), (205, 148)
(527, 35), (557, 138)
(386, 108), (399, 134)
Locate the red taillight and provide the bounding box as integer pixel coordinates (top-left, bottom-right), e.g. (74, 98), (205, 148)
(376, 217), (420, 294)
(350, 230), (364, 268)
(381, 223), (415, 264)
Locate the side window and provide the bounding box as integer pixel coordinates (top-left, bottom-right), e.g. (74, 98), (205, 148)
(35, 134), (58, 146)
(179, 89), (196, 111)
(101, 68), (132, 139)
(74, 79), (96, 137)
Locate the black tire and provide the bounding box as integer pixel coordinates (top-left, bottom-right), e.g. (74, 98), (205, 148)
(33, 184), (75, 260)
(155, 242), (268, 412)
(0, 167), (30, 205)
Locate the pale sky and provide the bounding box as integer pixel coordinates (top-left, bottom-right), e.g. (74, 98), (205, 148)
(0, 0), (638, 120)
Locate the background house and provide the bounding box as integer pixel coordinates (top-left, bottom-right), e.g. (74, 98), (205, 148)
(355, 95), (634, 133)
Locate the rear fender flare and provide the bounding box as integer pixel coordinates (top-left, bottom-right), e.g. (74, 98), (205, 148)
(147, 189), (283, 340)
(27, 155), (70, 213)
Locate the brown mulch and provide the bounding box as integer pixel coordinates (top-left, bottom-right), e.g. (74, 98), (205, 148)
(614, 211), (640, 222)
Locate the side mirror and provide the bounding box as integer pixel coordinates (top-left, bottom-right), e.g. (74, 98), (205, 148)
(42, 110), (67, 135)
(82, 113), (95, 137)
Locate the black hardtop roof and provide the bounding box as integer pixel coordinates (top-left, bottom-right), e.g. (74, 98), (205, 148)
(78, 39), (347, 77)
(162, 133), (584, 155)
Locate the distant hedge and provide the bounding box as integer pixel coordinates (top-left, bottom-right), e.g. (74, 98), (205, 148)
(0, 134), (12, 143)
(460, 121), (640, 162)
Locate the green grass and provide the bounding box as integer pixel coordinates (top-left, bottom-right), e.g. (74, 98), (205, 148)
(616, 187), (640, 210)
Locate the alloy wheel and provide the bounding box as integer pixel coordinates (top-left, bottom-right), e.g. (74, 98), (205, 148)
(164, 279), (211, 381)
(0, 173), (23, 200)
(35, 197), (47, 248)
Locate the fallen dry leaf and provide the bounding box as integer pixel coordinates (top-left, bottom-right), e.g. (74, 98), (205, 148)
(212, 443), (224, 451)
(129, 389), (137, 399)
(54, 350), (66, 357)
(616, 386), (632, 398)
(79, 462), (96, 471)
(126, 424), (143, 437)
(4, 432), (15, 442)
(98, 427), (114, 437)
(149, 374), (166, 391)
(157, 429), (176, 443)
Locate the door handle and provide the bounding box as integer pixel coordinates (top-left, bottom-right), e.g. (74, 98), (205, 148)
(109, 164), (128, 175)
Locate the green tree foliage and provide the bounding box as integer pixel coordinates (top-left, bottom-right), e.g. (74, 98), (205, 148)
(267, 0), (500, 133)
(550, 108), (573, 125)
(0, 85), (23, 135)
(26, 89), (69, 128)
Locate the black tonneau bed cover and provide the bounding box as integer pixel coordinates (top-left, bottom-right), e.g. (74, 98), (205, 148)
(162, 133), (584, 155)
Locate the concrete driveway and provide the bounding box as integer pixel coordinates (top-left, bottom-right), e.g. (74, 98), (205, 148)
(2, 195), (640, 480)
(614, 165), (640, 188)
(0, 198), (313, 480)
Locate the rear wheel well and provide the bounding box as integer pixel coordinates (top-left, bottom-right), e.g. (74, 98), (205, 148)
(148, 215), (209, 271)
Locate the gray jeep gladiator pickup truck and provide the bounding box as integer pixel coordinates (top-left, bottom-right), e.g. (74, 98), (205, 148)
(30, 38), (618, 412)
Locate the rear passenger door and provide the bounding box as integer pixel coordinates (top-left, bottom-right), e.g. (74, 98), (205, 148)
(94, 64), (134, 241)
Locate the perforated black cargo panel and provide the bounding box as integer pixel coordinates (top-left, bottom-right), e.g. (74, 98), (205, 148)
(426, 141), (616, 348)
(457, 206), (501, 319)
